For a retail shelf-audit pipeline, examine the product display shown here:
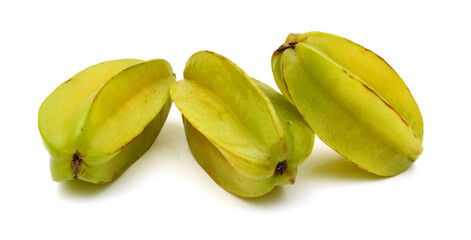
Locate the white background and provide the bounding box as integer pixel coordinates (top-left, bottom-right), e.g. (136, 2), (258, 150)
(1, 0), (470, 239)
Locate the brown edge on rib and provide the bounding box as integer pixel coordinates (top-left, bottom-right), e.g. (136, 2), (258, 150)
(342, 69), (418, 140)
(280, 55), (294, 102)
(119, 135), (138, 151)
(355, 40), (414, 97)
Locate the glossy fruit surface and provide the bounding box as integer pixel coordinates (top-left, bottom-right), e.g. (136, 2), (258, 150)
(272, 31), (423, 176)
(39, 59), (175, 183)
(171, 51), (314, 197)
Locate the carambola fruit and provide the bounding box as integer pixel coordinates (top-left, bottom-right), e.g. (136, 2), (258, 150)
(272, 31), (424, 176)
(38, 59), (175, 183)
(170, 51), (314, 197)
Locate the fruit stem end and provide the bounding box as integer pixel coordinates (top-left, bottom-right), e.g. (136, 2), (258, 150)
(274, 160), (288, 176)
(72, 152), (82, 179)
(275, 42), (298, 53)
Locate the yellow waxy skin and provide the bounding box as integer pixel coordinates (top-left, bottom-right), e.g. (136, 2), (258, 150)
(39, 59), (175, 183)
(171, 51), (314, 197)
(272, 32), (424, 176)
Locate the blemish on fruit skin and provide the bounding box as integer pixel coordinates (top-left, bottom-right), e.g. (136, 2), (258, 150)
(111, 171), (123, 181)
(289, 179), (295, 184)
(414, 149), (422, 156)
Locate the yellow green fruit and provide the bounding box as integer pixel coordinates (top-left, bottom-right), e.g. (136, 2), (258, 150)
(38, 59), (175, 183)
(171, 51), (314, 197)
(272, 31), (423, 176)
